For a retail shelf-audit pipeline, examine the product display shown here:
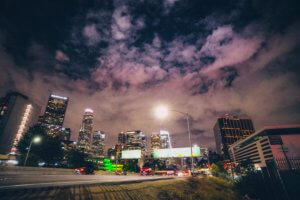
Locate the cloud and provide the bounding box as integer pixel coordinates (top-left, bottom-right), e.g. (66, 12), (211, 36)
(200, 25), (263, 75)
(245, 23), (300, 73)
(55, 50), (70, 63)
(82, 24), (101, 45)
(1, 2), (300, 151)
(111, 6), (132, 40)
(164, 0), (179, 8)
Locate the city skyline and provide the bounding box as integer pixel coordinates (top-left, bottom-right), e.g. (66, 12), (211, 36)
(1, 89), (299, 151)
(1, 0), (300, 150)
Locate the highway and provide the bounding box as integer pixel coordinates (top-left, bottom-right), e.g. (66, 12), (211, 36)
(0, 174), (177, 200)
(0, 174), (172, 189)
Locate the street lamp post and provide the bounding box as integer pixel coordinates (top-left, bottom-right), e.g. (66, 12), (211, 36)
(175, 111), (194, 172)
(154, 105), (194, 172)
(24, 136), (41, 166)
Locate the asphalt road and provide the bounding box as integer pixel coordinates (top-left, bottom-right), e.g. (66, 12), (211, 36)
(0, 174), (173, 190)
(0, 175), (181, 200)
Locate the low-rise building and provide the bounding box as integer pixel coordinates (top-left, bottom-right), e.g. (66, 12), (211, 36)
(229, 125), (300, 171)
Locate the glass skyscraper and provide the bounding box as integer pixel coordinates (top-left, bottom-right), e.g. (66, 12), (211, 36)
(124, 130), (147, 152)
(91, 130), (105, 157)
(42, 94), (69, 127)
(77, 109), (94, 153)
(118, 132), (127, 145)
(151, 133), (161, 150)
(160, 130), (172, 149)
(39, 94), (69, 138)
(214, 115), (255, 159)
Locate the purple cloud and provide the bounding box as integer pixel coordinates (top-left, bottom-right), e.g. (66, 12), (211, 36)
(1, 2), (300, 151)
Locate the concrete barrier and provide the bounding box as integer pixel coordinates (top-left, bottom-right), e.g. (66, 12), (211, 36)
(0, 166), (74, 175)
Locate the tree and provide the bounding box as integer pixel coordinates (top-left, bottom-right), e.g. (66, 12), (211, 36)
(65, 148), (89, 168)
(211, 161), (230, 178)
(123, 159), (140, 172)
(234, 170), (267, 199)
(17, 125), (64, 166)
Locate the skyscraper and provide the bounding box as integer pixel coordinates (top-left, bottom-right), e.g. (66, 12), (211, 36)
(0, 92), (40, 154)
(39, 94), (69, 138)
(124, 130), (147, 153)
(115, 144), (122, 163)
(160, 130), (172, 149)
(214, 115), (255, 159)
(60, 128), (71, 141)
(107, 147), (115, 159)
(91, 130), (105, 157)
(118, 132), (127, 145)
(77, 109), (94, 153)
(151, 133), (161, 150)
(42, 94), (68, 127)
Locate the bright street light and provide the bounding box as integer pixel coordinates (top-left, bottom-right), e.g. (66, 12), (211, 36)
(154, 105), (169, 120)
(154, 105), (194, 172)
(33, 136), (41, 144)
(24, 136), (42, 166)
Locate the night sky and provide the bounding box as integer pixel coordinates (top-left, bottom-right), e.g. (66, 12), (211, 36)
(1, 0), (300, 149)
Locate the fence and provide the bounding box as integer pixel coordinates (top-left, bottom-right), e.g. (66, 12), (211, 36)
(275, 157), (300, 171)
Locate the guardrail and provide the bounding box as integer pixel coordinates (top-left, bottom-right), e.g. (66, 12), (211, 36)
(0, 166), (74, 175)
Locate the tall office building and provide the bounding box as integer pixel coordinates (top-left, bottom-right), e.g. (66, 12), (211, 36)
(39, 94), (69, 137)
(0, 92), (40, 154)
(118, 132), (127, 145)
(214, 115), (255, 159)
(115, 144), (123, 162)
(77, 109), (94, 153)
(151, 133), (161, 150)
(107, 147), (115, 158)
(124, 130), (147, 152)
(41, 94), (68, 127)
(91, 130), (105, 157)
(160, 130), (172, 149)
(60, 128), (71, 141)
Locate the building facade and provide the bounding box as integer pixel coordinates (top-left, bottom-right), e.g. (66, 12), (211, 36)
(77, 109), (94, 153)
(115, 144), (123, 163)
(0, 92), (40, 154)
(124, 130), (147, 152)
(118, 132), (127, 145)
(60, 128), (71, 141)
(91, 130), (105, 157)
(229, 125), (300, 171)
(214, 115), (255, 159)
(107, 147), (115, 159)
(151, 133), (161, 151)
(160, 130), (172, 149)
(41, 94), (68, 127)
(39, 94), (69, 138)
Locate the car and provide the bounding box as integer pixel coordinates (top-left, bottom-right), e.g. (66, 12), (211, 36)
(75, 167), (85, 175)
(163, 170), (176, 176)
(191, 169), (209, 177)
(140, 167), (155, 175)
(74, 167), (94, 175)
(176, 170), (190, 177)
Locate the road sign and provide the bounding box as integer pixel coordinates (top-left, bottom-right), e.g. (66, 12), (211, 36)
(152, 147), (200, 158)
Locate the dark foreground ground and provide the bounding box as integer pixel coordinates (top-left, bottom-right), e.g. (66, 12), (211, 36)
(0, 176), (238, 200)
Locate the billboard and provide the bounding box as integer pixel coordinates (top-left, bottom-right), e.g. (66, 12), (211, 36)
(121, 149), (142, 159)
(152, 147), (200, 158)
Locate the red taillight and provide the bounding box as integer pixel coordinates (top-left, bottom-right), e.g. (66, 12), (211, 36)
(80, 168), (84, 172)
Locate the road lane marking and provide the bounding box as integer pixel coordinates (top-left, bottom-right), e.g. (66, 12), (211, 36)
(0, 177), (173, 190)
